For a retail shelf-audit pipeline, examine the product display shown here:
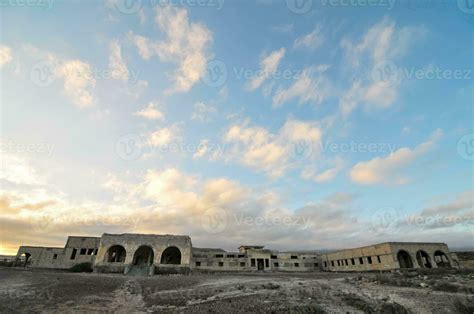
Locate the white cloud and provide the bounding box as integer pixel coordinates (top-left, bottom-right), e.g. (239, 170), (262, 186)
(272, 65), (331, 107)
(147, 125), (180, 147)
(350, 129), (442, 185)
(56, 60), (96, 108)
(294, 25), (324, 50)
(421, 190), (473, 216)
(193, 139), (209, 159)
(191, 102), (217, 122)
(246, 47), (285, 91)
(108, 39), (129, 81)
(0, 45), (13, 67)
(301, 157), (344, 183)
(128, 6), (213, 93)
(223, 119), (322, 177)
(134, 102), (164, 120)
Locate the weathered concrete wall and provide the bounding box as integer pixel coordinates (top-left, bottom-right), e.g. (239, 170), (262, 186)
(94, 233), (192, 274)
(15, 246), (66, 269)
(321, 242), (459, 272)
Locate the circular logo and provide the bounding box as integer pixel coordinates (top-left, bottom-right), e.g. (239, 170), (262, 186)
(30, 60), (57, 87)
(200, 207), (227, 234)
(371, 207), (399, 231)
(286, 0), (313, 14)
(115, 133), (143, 161)
(371, 60), (400, 87)
(290, 140), (314, 161)
(114, 0), (143, 14)
(457, 133), (474, 160)
(458, 0), (474, 14)
(202, 60), (227, 87)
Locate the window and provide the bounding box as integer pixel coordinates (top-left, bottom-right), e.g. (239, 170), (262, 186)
(274, 262), (279, 267)
(94, 249), (98, 255)
(291, 255), (297, 259)
(196, 261), (201, 267)
(87, 248), (94, 255)
(215, 254), (223, 258)
(80, 248), (87, 255)
(377, 256), (381, 263)
(251, 259), (255, 267)
(218, 262), (224, 267)
(331, 261), (334, 267)
(359, 257), (364, 265)
(294, 263), (299, 267)
(240, 262), (246, 267)
(337, 260), (340, 266)
(53, 254), (58, 260)
(351, 258), (355, 265)
(367, 256), (373, 264)
(314, 263), (318, 267)
(265, 259), (269, 267)
(70, 248), (77, 260)
(238, 254), (245, 258)
(227, 254), (235, 258)
(271, 255), (278, 259)
(345, 259), (349, 266)
(324, 261), (327, 267)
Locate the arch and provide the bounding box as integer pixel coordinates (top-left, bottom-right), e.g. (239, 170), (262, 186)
(133, 246), (154, 266)
(107, 245), (126, 263)
(160, 246), (181, 265)
(18, 252), (32, 267)
(397, 250), (413, 269)
(416, 250), (432, 268)
(434, 251), (451, 268)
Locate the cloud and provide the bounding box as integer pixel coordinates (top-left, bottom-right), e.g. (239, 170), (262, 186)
(272, 65), (331, 107)
(338, 18), (426, 116)
(147, 125), (180, 147)
(350, 129), (442, 185)
(0, 152), (44, 186)
(0, 45), (13, 67)
(223, 119), (322, 177)
(191, 102), (217, 122)
(108, 39), (129, 81)
(128, 6), (213, 93)
(246, 47), (285, 91)
(193, 139), (209, 159)
(56, 60), (96, 108)
(293, 25), (324, 50)
(134, 102), (164, 120)
(301, 157), (344, 183)
(422, 190), (473, 216)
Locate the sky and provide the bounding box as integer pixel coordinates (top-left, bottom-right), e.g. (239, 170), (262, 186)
(0, 0), (473, 255)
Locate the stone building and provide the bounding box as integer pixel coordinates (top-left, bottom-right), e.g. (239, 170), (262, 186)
(14, 233), (460, 275)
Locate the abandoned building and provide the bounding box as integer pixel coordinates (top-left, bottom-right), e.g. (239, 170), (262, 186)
(14, 233), (461, 275)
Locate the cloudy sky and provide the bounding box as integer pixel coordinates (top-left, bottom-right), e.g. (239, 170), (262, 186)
(0, 0), (473, 255)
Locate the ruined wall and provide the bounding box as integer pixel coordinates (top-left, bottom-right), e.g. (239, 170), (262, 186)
(94, 233), (192, 274)
(15, 246), (66, 269)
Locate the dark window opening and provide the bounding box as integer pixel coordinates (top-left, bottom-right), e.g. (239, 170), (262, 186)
(265, 259), (269, 268)
(196, 261), (201, 267)
(227, 254), (235, 258)
(240, 262), (245, 267)
(94, 249), (98, 255)
(331, 261), (334, 267)
(70, 248), (77, 260)
(251, 259), (255, 267)
(337, 260), (340, 266)
(80, 248), (87, 255)
(294, 263), (299, 267)
(218, 262), (224, 267)
(345, 259), (349, 266)
(377, 256), (381, 263)
(87, 248), (94, 255)
(359, 257), (364, 264)
(274, 262), (279, 267)
(314, 263), (318, 267)
(238, 254), (245, 258)
(291, 255), (297, 259)
(271, 255), (278, 259)
(367, 256), (373, 264)
(324, 261), (327, 267)
(215, 254), (223, 258)
(53, 254), (58, 260)
(351, 258), (355, 265)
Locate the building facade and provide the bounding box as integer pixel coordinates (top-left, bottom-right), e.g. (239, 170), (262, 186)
(14, 233), (460, 275)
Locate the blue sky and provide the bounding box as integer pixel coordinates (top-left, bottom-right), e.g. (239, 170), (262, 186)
(0, 0), (473, 254)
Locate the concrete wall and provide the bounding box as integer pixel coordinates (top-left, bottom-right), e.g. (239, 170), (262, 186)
(15, 246), (66, 269)
(94, 233), (192, 274)
(321, 242), (459, 272)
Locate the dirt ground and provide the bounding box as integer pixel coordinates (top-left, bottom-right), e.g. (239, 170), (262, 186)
(0, 267), (473, 313)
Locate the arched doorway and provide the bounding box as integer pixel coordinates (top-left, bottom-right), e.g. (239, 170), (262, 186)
(416, 250), (432, 268)
(160, 246), (181, 264)
(18, 253), (32, 267)
(133, 246), (154, 266)
(107, 245), (126, 263)
(397, 250), (413, 269)
(434, 251), (451, 268)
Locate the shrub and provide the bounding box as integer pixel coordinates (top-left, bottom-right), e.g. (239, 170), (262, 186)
(70, 262), (93, 273)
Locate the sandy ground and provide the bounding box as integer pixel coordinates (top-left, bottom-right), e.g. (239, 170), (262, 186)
(0, 267), (473, 313)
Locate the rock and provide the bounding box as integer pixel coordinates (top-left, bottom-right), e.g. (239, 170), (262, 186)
(420, 283), (428, 288)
